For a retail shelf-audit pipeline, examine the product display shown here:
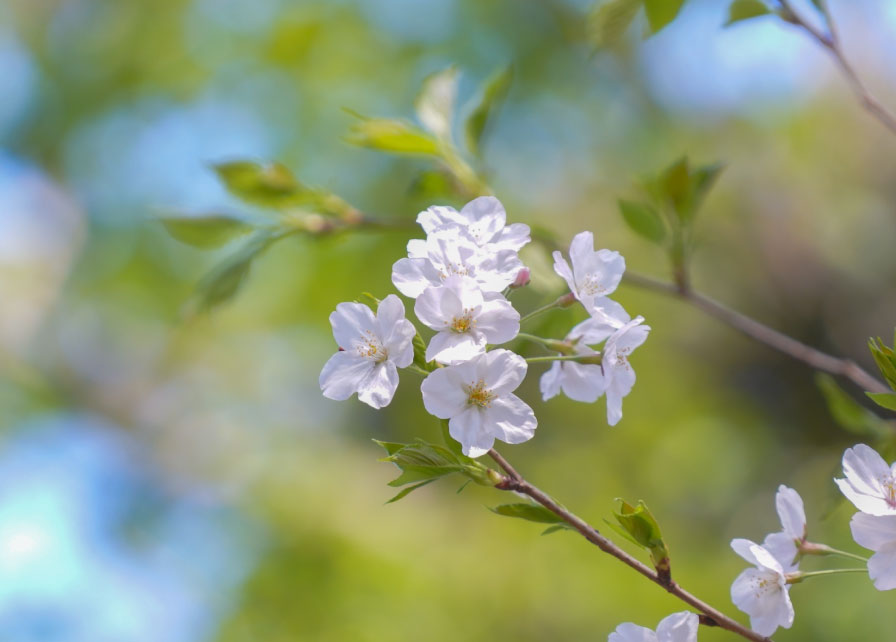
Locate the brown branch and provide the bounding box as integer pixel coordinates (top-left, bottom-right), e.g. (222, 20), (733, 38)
(622, 271), (889, 394)
(777, 0), (896, 136)
(487, 449), (773, 642)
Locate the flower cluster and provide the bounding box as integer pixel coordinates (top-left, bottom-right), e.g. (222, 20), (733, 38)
(319, 196), (650, 456)
(608, 611), (698, 642)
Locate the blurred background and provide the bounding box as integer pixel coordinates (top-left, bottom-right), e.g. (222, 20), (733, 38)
(1, 0), (896, 640)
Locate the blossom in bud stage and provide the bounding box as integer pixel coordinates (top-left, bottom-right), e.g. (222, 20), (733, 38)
(849, 512), (896, 590)
(414, 276), (520, 365)
(835, 443), (896, 516)
(552, 230), (627, 322)
(416, 196), (530, 253)
(600, 316), (650, 426)
(540, 314), (622, 404)
(510, 267), (530, 289)
(393, 227), (523, 298)
(730, 539), (794, 637)
(319, 295), (415, 409)
(608, 611), (698, 642)
(762, 485), (807, 573)
(420, 349), (536, 457)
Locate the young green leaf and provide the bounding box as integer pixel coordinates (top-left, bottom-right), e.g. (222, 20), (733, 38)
(869, 336), (896, 390)
(465, 66), (512, 156)
(868, 392), (896, 413)
(587, 0), (643, 49)
(725, 0), (771, 26)
(160, 214), (254, 248)
(385, 479), (437, 504)
(660, 156), (691, 218)
(490, 502), (565, 524)
(618, 199), (666, 243)
(643, 0), (686, 34)
(346, 118), (441, 156)
(214, 161), (303, 208)
(816, 374), (894, 438)
(613, 499), (670, 574)
(690, 161), (725, 214)
(188, 231), (276, 315)
(415, 66), (459, 140)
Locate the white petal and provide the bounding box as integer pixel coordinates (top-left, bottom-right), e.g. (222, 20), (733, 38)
(612, 317), (650, 353)
(867, 542), (896, 590)
(655, 611), (699, 642)
(319, 352), (373, 401)
(762, 532), (799, 573)
(449, 406), (495, 457)
(552, 251), (577, 296)
(836, 444), (896, 515)
(460, 196), (506, 244)
(486, 394), (536, 445)
(481, 349), (528, 394)
(569, 316), (617, 345)
(775, 485), (806, 539)
(492, 222), (530, 252)
(540, 362), (564, 401)
(474, 249), (523, 292)
(559, 362), (605, 403)
(475, 297), (520, 345)
(406, 238), (428, 258)
(415, 284), (459, 331)
(595, 248), (626, 295)
(392, 257), (440, 298)
(417, 205), (462, 234)
(589, 297), (631, 326)
(850, 512), (896, 551)
(377, 295), (415, 368)
(730, 567), (791, 637)
(426, 330), (486, 365)
(608, 623), (657, 642)
(329, 301), (376, 349)
(421, 367), (469, 418)
(568, 231), (594, 271)
(356, 361), (399, 409)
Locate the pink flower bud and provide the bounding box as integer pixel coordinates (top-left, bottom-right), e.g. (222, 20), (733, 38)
(510, 268), (530, 289)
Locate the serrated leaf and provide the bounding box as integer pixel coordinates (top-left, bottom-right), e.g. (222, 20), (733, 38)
(724, 0), (770, 26)
(619, 199), (666, 243)
(347, 118), (441, 156)
(490, 502), (564, 524)
(415, 66), (459, 140)
(868, 392), (896, 412)
(160, 214), (254, 248)
(385, 479), (437, 504)
(587, 0), (642, 49)
(643, 0), (686, 34)
(378, 439), (494, 497)
(816, 374), (893, 438)
(188, 232), (275, 314)
(465, 66), (512, 156)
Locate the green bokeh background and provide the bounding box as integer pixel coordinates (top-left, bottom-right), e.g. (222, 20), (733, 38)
(2, 0), (896, 640)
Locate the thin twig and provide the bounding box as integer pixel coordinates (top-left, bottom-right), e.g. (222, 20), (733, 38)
(622, 271), (889, 394)
(777, 0), (896, 135)
(487, 449), (773, 642)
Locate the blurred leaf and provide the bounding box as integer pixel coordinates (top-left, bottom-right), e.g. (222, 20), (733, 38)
(489, 502), (565, 524)
(465, 66), (513, 155)
(661, 156), (691, 218)
(869, 336), (896, 391)
(816, 374), (893, 438)
(613, 499), (670, 573)
(160, 214), (254, 248)
(643, 0), (686, 34)
(215, 161), (300, 208)
(189, 231), (277, 314)
(587, 0), (642, 49)
(415, 66), (459, 140)
(619, 199), (666, 243)
(868, 393), (896, 412)
(725, 0), (771, 26)
(691, 161), (725, 214)
(347, 118), (441, 156)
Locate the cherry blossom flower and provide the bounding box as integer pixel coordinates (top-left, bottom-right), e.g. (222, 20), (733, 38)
(608, 611), (699, 642)
(762, 485), (807, 573)
(850, 512), (896, 590)
(319, 295), (415, 409)
(552, 230), (627, 322)
(730, 539), (794, 637)
(420, 349), (536, 457)
(600, 316), (650, 426)
(416, 196), (530, 253)
(393, 227), (523, 298)
(835, 443), (896, 516)
(539, 315), (621, 404)
(414, 276), (520, 365)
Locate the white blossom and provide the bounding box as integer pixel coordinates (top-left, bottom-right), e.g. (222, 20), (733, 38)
(393, 227), (523, 298)
(608, 611), (699, 642)
(552, 230), (627, 322)
(600, 316), (650, 426)
(730, 539), (794, 637)
(415, 276), (520, 365)
(850, 512), (896, 591)
(762, 485), (807, 573)
(416, 196), (530, 253)
(540, 315), (621, 404)
(319, 295), (415, 409)
(420, 349), (536, 457)
(835, 443), (896, 516)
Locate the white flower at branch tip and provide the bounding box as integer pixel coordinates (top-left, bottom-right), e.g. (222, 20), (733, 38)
(608, 611), (699, 642)
(420, 349), (536, 457)
(850, 512), (896, 591)
(416, 196), (531, 253)
(552, 230), (628, 323)
(540, 314), (625, 404)
(393, 227), (524, 298)
(762, 485), (807, 573)
(601, 315), (650, 426)
(730, 538), (794, 637)
(835, 443), (896, 516)
(415, 276), (520, 365)
(319, 294), (415, 409)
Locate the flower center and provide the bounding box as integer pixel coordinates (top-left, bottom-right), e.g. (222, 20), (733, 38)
(439, 262), (470, 280)
(580, 274), (606, 296)
(357, 330), (388, 363)
(449, 309), (475, 333)
(885, 478), (896, 509)
(464, 379), (495, 408)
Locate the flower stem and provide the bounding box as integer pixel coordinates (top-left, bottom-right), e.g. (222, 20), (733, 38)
(516, 332), (560, 348)
(408, 364), (431, 376)
(802, 542), (869, 563)
(788, 568), (867, 584)
(520, 293), (576, 324)
(524, 354), (600, 365)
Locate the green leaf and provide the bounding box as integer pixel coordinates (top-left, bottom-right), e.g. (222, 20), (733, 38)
(643, 0), (686, 34)
(725, 0), (771, 26)
(490, 502), (564, 524)
(465, 66), (513, 156)
(619, 199), (666, 243)
(613, 499), (670, 572)
(661, 156), (691, 218)
(385, 479), (437, 504)
(587, 0), (643, 49)
(188, 231), (276, 315)
(690, 161), (725, 214)
(816, 374), (893, 438)
(160, 214), (253, 248)
(869, 337), (896, 390)
(373, 439), (408, 457)
(214, 161), (303, 208)
(346, 118), (441, 156)
(415, 66), (459, 140)
(541, 524), (574, 535)
(868, 392), (896, 412)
